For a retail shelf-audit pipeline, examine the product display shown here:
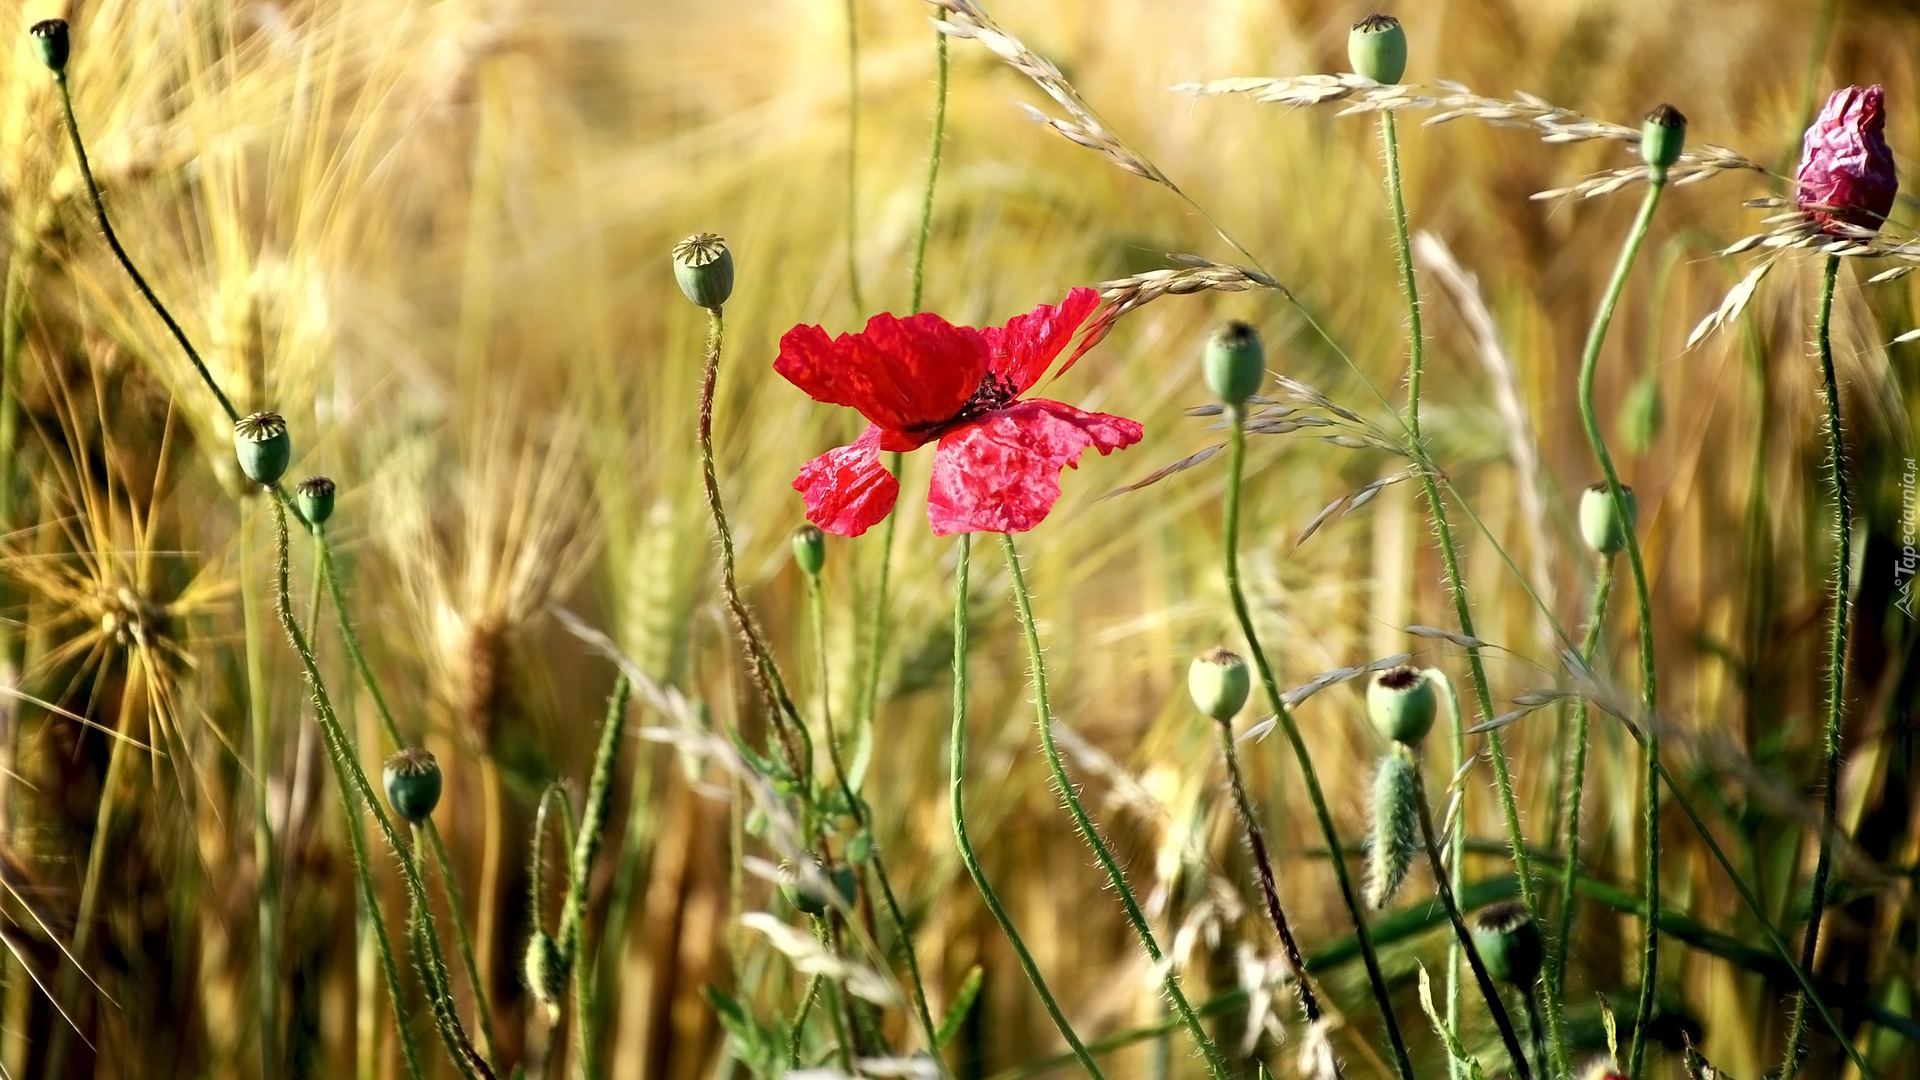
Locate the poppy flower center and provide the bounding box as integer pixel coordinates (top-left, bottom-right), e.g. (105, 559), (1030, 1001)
(907, 371), (1022, 437)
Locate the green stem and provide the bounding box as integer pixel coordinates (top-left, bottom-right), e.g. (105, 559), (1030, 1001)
(242, 505), (281, 1080)
(1407, 747), (1532, 1080)
(426, 821), (500, 1066)
(999, 534), (1231, 1080)
(814, 917), (859, 1074)
(1551, 559), (1615, 1006)
(1779, 252), (1849, 1080)
(950, 534), (1104, 1079)
(1571, 176), (1666, 1078)
(317, 532), (406, 750)
(1222, 411), (1413, 1079)
(844, 0), (863, 315)
(910, 15), (949, 317)
(1440, 673), (1464, 1080)
(557, 674), (632, 1080)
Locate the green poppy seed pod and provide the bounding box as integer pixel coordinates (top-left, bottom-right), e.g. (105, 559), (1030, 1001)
(792, 523), (826, 578)
(233, 412), (291, 488)
(523, 929), (567, 1023)
(382, 746), (443, 825)
(295, 476), (336, 525)
(1618, 375), (1663, 455)
(29, 19), (69, 75)
(1203, 321), (1265, 408)
(1348, 15), (1407, 85)
(1471, 901), (1545, 988)
(1364, 750), (1420, 910)
(1580, 483), (1637, 556)
(1367, 666), (1437, 745)
(1188, 647), (1251, 721)
(1642, 103), (1687, 179)
(672, 232), (733, 310)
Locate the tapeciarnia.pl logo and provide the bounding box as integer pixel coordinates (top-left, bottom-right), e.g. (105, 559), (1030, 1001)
(1899, 458), (1917, 619)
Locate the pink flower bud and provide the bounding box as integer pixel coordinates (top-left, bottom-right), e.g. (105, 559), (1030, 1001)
(1796, 85), (1898, 236)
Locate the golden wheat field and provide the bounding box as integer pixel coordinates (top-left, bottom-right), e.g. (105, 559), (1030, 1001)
(0, 0), (1917, 1078)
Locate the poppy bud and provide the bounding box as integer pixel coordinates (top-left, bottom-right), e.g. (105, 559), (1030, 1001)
(523, 929), (566, 1023)
(1364, 748), (1420, 909)
(1580, 483), (1636, 556)
(1796, 85), (1899, 236)
(1471, 900), (1544, 988)
(382, 747), (443, 825)
(28, 19), (68, 74)
(1367, 666), (1436, 745)
(1203, 321), (1265, 408)
(1347, 15), (1407, 85)
(672, 232), (734, 310)
(792, 523), (825, 578)
(1641, 104), (1687, 179)
(295, 476), (337, 525)
(1188, 647), (1251, 721)
(1618, 375), (1662, 455)
(234, 412), (291, 488)
(779, 856), (857, 916)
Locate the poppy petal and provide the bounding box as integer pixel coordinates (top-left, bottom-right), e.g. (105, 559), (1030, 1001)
(925, 399), (1143, 536)
(793, 426), (900, 537)
(775, 313), (989, 444)
(980, 286), (1101, 392)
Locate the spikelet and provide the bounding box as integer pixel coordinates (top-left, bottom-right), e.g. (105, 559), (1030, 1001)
(1365, 750), (1420, 909)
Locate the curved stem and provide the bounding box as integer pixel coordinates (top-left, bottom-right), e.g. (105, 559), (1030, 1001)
(949, 534), (1104, 1079)
(1779, 252), (1849, 1080)
(1572, 178), (1666, 1077)
(1222, 411), (1414, 1079)
(1551, 559), (1615, 1006)
(999, 534), (1231, 1080)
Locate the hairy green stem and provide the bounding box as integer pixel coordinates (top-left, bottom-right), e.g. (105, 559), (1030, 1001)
(1551, 559), (1615, 1006)
(1437, 672), (1465, 1080)
(910, 16), (949, 317)
(999, 533), (1231, 1080)
(1572, 176), (1666, 1077)
(1222, 410), (1413, 1079)
(426, 821), (500, 1066)
(1779, 252), (1850, 1080)
(557, 674), (631, 1080)
(950, 534), (1104, 1079)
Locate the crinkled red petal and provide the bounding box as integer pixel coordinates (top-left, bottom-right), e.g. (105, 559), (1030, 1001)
(980, 286), (1101, 392)
(925, 399), (1143, 536)
(792, 426), (900, 537)
(774, 314), (988, 444)
(1795, 84), (1899, 235)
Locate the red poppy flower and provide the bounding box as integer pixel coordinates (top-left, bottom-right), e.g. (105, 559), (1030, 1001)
(1796, 85), (1898, 236)
(776, 287), (1142, 537)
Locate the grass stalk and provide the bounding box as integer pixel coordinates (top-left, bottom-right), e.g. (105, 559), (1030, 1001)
(999, 533), (1231, 1080)
(843, 0), (863, 315)
(1778, 252), (1849, 1079)
(1550, 559), (1615, 1004)
(242, 506), (282, 1080)
(426, 820), (501, 1065)
(1221, 408), (1414, 1080)
(556, 673), (631, 1080)
(950, 533), (1104, 1079)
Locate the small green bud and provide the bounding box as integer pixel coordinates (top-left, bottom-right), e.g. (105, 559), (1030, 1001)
(29, 20), (69, 75)
(295, 476), (336, 525)
(1579, 483), (1637, 556)
(1364, 749), (1420, 910)
(1188, 647), (1251, 721)
(1347, 14), (1407, 85)
(1471, 901), (1544, 988)
(1203, 321), (1265, 408)
(779, 856), (857, 916)
(382, 746), (443, 825)
(1618, 375), (1662, 455)
(792, 523), (826, 578)
(672, 232), (734, 310)
(523, 929), (567, 1023)
(1641, 103), (1687, 178)
(1366, 666), (1437, 745)
(234, 411), (291, 488)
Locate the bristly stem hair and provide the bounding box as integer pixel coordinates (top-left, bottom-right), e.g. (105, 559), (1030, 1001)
(950, 534), (1106, 1079)
(1551, 558), (1615, 1007)
(999, 533), (1232, 1080)
(1222, 407), (1414, 1080)
(1777, 252), (1850, 1080)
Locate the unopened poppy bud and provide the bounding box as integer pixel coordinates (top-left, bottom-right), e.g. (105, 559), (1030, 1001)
(523, 929), (566, 1023)
(779, 856), (857, 916)
(1204, 321), (1264, 408)
(1471, 901), (1544, 988)
(1367, 666), (1436, 745)
(672, 232), (734, 310)
(1188, 647), (1251, 721)
(1796, 85), (1899, 236)
(382, 747), (443, 825)
(1618, 375), (1662, 455)
(295, 476), (336, 525)
(1348, 15), (1407, 85)
(234, 412), (291, 488)
(792, 523), (825, 578)
(29, 19), (69, 74)
(1641, 104), (1687, 178)
(1364, 749), (1420, 909)
(1580, 483), (1637, 556)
